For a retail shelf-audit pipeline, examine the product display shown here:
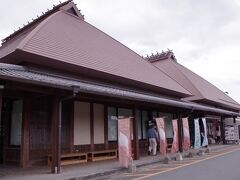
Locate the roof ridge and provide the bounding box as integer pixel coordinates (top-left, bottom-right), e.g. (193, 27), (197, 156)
(1, 0), (80, 44)
(145, 50), (177, 62)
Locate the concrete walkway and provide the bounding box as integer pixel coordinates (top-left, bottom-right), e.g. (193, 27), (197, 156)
(0, 144), (237, 180)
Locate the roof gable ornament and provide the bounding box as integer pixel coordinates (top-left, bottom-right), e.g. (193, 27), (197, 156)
(1, 0), (84, 44)
(145, 49), (177, 63)
(60, 1), (84, 19)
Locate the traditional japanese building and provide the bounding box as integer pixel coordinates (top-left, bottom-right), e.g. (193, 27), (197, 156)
(0, 0), (239, 173)
(146, 51), (240, 143)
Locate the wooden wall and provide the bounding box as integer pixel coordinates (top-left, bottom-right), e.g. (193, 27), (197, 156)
(29, 97), (71, 165)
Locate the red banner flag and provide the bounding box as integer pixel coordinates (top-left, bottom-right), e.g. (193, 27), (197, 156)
(182, 117), (190, 151)
(118, 117), (132, 168)
(171, 119), (179, 153)
(155, 117), (167, 156)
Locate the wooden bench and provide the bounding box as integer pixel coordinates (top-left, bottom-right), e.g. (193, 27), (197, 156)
(48, 152), (88, 166)
(88, 149), (118, 162)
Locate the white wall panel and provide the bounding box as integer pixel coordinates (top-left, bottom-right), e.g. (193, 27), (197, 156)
(74, 101), (90, 145)
(93, 104), (104, 144)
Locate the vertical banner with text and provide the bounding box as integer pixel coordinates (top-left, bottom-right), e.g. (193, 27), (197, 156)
(155, 117), (167, 156)
(182, 117), (190, 151)
(201, 117), (208, 147)
(194, 118), (201, 149)
(118, 117), (132, 168)
(171, 119), (179, 153)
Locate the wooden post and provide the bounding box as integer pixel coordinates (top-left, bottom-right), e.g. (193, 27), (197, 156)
(0, 91), (3, 164)
(90, 103), (94, 151)
(69, 101), (74, 153)
(20, 98), (30, 168)
(133, 107), (140, 160)
(220, 116), (225, 144)
(51, 97), (61, 174)
(177, 113), (183, 153)
(104, 104), (109, 150)
(233, 117), (236, 124)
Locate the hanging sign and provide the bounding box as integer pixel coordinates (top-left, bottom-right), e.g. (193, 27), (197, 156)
(182, 117), (190, 151)
(118, 117), (132, 168)
(194, 118), (201, 149)
(155, 117), (167, 156)
(201, 117), (208, 146)
(171, 119), (179, 153)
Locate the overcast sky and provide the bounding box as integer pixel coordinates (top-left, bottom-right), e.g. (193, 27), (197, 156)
(1, 0), (240, 103)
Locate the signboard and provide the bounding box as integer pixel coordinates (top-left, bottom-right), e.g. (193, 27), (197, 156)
(201, 117), (208, 146)
(194, 118), (201, 149)
(182, 117), (190, 151)
(155, 117), (167, 156)
(225, 125), (239, 142)
(171, 119), (179, 153)
(118, 117), (132, 168)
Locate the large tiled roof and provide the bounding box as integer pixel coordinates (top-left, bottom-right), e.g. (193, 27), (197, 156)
(148, 52), (240, 111)
(0, 1), (191, 97)
(0, 63), (238, 116)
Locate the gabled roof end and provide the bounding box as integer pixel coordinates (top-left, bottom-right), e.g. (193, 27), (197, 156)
(1, 0), (84, 45)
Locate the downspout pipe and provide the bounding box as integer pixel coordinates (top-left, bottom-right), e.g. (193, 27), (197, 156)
(57, 87), (78, 174)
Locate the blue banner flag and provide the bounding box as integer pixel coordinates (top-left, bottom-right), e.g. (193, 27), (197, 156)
(194, 118), (201, 149)
(201, 117), (208, 147)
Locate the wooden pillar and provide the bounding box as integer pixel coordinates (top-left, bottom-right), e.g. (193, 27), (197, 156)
(69, 101), (74, 153)
(20, 98), (30, 168)
(51, 97), (61, 174)
(220, 116), (225, 144)
(177, 113), (183, 153)
(0, 91), (3, 164)
(233, 117), (236, 124)
(133, 107), (140, 160)
(90, 103), (94, 151)
(104, 104), (109, 150)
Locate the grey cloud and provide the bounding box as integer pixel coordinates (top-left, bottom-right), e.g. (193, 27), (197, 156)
(0, 0), (240, 102)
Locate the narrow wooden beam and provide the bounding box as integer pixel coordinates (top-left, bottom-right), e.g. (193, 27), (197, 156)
(233, 117), (236, 124)
(51, 97), (61, 174)
(220, 116), (225, 144)
(69, 101), (74, 153)
(20, 98), (30, 168)
(90, 103), (94, 151)
(177, 113), (183, 153)
(0, 91), (3, 164)
(104, 104), (109, 150)
(133, 107), (140, 160)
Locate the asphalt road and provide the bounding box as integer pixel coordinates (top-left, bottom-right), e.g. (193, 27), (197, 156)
(145, 148), (240, 180)
(104, 147), (240, 180)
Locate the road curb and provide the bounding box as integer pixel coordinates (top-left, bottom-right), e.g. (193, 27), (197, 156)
(68, 145), (238, 180)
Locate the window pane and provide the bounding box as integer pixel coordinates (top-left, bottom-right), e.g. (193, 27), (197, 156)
(118, 108), (133, 118)
(108, 107), (117, 141)
(118, 108), (133, 139)
(10, 100), (23, 146)
(142, 110), (148, 139)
